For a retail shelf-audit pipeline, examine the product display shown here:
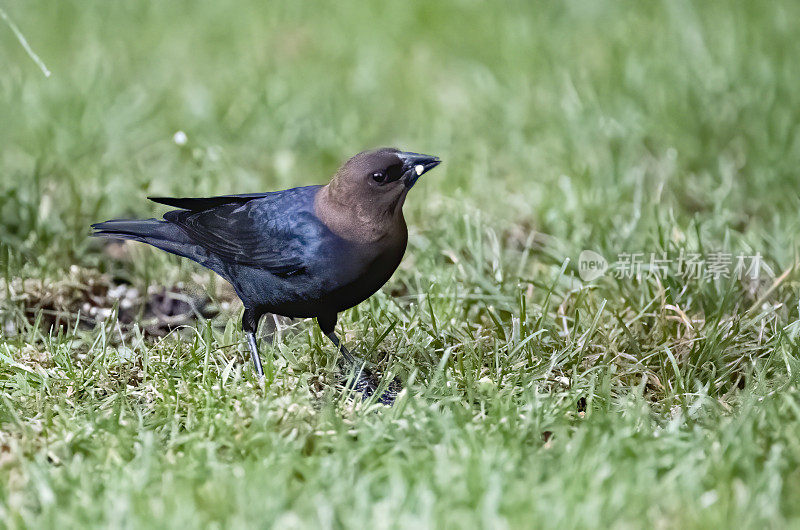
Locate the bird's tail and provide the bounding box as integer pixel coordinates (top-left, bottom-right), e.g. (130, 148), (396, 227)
(90, 218), (196, 260)
(92, 218), (172, 243)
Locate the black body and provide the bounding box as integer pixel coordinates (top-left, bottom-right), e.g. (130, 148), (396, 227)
(92, 185), (405, 334)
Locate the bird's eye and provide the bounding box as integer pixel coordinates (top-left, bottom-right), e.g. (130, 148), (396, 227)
(372, 172), (385, 183)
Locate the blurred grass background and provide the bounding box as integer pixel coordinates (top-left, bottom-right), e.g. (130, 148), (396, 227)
(2, 0), (800, 527)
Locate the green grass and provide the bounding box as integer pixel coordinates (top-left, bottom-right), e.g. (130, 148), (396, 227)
(2, 0), (800, 527)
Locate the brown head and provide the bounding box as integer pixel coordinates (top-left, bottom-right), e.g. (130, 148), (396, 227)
(315, 148), (441, 243)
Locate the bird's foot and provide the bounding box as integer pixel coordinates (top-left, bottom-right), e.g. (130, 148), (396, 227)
(337, 359), (402, 406)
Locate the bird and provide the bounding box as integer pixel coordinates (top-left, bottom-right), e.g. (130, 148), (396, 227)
(91, 148), (441, 403)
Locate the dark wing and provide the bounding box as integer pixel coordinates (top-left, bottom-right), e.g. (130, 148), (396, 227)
(149, 193), (270, 211)
(160, 187), (324, 277)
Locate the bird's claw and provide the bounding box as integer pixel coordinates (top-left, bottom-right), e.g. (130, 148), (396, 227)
(337, 359), (402, 406)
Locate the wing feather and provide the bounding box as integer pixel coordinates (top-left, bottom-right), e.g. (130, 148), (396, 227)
(149, 193), (270, 211)
(160, 187), (324, 276)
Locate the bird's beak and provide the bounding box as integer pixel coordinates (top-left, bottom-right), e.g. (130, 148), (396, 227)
(398, 152), (441, 188)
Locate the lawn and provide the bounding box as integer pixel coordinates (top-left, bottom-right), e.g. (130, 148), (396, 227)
(2, 0), (800, 527)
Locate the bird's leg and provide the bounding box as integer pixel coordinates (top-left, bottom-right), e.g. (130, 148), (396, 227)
(318, 314), (400, 405)
(324, 331), (357, 366)
(325, 331), (376, 394)
(324, 331), (401, 405)
(243, 308), (264, 378)
(319, 314), (359, 366)
(246, 331), (264, 378)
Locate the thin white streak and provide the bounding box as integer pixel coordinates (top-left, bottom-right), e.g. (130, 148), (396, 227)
(0, 6), (51, 78)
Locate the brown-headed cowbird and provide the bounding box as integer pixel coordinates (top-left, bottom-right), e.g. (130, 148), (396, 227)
(92, 148), (441, 403)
